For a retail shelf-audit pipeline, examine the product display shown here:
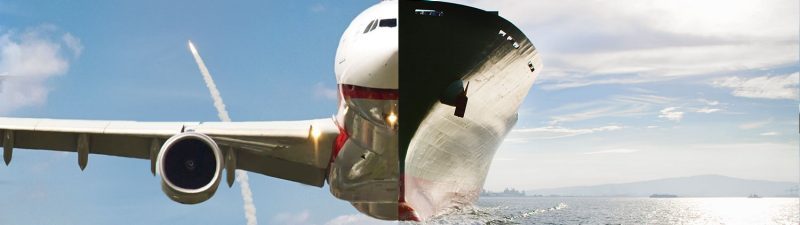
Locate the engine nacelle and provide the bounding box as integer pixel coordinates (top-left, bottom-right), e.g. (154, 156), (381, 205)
(157, 132), (223, 204)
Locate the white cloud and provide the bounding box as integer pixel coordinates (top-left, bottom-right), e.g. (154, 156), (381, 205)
(61, 33), (82, 57)
(760, 132), (779, 136)
(686, 99), (724, 114)
(658, 107), (683, 121)
(549, 106), (623, 124)
(324, 214), (390, 225)
(510, 125), (622, 140)
(0, 26), (82, 115)
(272, 210), (311, 225)
(538, 75), (672, 91)
(698, 98), (720, 106)
(613, 94), (675, 105)
(583, 148), (640, 155)
(739, 118), (773, 130)
(628, 87), (656, 94)
(695, 107), (720, 114)
(450, 0), (798, 90)
(459, 0), (796, 40)
(546, 94), (672, 124)
(543, 44), (795, 82)
(712, 73), (799, 100)
(313, 82), (338, 101)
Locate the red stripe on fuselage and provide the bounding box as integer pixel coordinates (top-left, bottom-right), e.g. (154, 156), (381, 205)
(330, 125), (349, 164)
(330, 84), (397, 164)
(340, 84), (399, 100)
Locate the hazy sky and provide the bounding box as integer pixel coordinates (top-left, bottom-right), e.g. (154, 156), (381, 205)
(0, 0), (798, 224)
(450, 0), (800, 191)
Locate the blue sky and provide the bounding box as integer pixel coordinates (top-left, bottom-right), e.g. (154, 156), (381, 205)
(0, 0), (798, 224)
(0, 0), (389, 224)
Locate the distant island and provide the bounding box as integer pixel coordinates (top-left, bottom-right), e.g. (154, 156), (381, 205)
(525, 175), (799, 197)
(480, 188), (526, 197)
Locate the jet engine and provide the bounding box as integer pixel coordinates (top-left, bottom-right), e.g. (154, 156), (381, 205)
(156, 132), (223, 204)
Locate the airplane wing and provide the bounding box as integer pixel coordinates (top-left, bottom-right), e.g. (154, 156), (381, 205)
(0, 117), (338, 187)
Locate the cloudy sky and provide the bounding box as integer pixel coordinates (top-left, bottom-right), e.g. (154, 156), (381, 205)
(449, 0), (799, 191)
(0, 0), (798, 224)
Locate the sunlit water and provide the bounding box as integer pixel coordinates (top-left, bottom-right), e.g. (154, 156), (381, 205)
(408, 197), (799, 225)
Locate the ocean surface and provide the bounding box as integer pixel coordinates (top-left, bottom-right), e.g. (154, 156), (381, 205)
(414, 197), (800, 225)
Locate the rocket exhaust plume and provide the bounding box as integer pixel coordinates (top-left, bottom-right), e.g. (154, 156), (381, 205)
(188, 41), (231, 122)
(188, 40), (258, 225)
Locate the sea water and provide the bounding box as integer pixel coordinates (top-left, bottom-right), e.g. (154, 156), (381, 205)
(411, 197), (799, 224)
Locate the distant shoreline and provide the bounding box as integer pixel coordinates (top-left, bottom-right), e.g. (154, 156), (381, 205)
(519, 175), (799, 198)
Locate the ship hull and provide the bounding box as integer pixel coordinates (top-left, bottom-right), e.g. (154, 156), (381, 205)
(400, 1), (541, 220)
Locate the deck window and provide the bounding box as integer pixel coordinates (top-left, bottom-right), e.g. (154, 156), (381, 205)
(414, 9), (444, 16)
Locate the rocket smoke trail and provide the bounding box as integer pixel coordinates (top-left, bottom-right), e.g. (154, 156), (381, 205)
(188, 40), (258, 225)
(188, 41), (231, 122)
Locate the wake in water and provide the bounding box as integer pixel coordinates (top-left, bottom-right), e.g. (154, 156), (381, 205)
(406, 202), (568, 225)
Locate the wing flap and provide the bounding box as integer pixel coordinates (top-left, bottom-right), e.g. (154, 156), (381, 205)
(13, 130), (79, 152)
(12, 131), (155, 159)
(237, 148), (328, 186)
(205, 119), (339, 186)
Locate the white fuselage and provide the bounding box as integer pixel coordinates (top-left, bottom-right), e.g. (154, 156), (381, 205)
(325, 0), (540, 221)
(327, 0), (400, 220)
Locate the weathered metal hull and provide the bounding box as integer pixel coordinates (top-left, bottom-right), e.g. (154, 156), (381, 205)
(400, 1), (541, 220)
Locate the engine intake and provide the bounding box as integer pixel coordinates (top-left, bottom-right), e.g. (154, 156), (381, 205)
(157, 132), (223, 204)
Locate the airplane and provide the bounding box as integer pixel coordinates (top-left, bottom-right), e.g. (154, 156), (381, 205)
(0, 0), (541, 222)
